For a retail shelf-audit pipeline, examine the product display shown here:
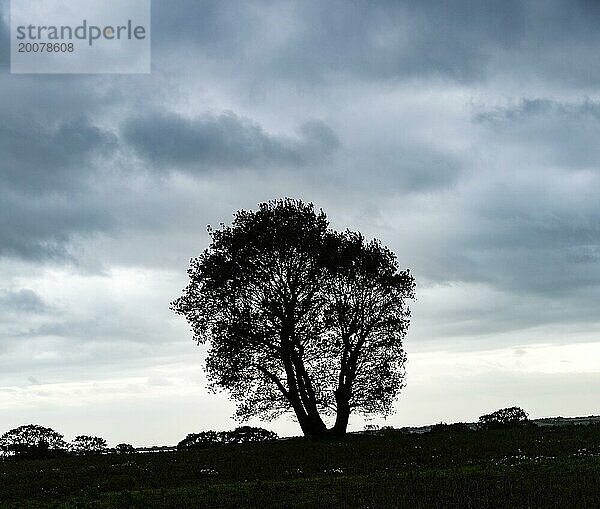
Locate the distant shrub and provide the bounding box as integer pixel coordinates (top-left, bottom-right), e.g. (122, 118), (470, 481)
(178, 431), (223, 450)
(70, 435), (107, 455)
(430, 422), (472, 434)
(114, 443), (136, 454)
(363, 424), (380, 432)
(376, 426), (399, 436)
(478, 406), (532, 430)
(178, 427), (278, 450)
(224, 426), (278, 444)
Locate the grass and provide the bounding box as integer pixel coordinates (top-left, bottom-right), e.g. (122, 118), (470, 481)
(1, 425), (599, 508)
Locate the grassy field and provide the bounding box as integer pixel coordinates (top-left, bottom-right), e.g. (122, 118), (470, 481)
(1, 425), (599, 508)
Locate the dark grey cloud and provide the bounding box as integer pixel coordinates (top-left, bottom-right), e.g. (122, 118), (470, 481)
(152, 0), (523, 83)
(476, 99), (600, 169)
(0, 116), (118, 193)
(122, 111), (338, 172)
(345, 142), (463, 193)
(0, 289), (48, 314)
(0, 186), (113, 260)
(151, 0), (600, 87)
(440, 98), (600, 296)
(403, 179), (600, 299)
(262, 0), (523, 83)
(0, 46), (125, 260)
(152, 0), (258, 57)
(4, 0), (600, 88)
(464, 207), (600, 295)
(476, 98), (600, 125)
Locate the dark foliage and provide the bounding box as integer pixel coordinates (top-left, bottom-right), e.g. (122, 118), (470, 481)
(430, 422), (472, 434)
(177, 431), (222, 450)
(177, 426), (278, 450)
(0, 424), (67, 459)
(70, 435), (107, 455)
(478, 406), (532, 430)
(225, 426), (278, 443)
(114, 443), (136, 454)
(172, 199), (415, 436)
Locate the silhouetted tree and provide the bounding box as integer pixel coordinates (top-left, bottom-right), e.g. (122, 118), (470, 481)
(70, 435), (107, 455)
(114, 443), (135, 454)
(363, 424), (380, 433)
(478, 407), (532, 430)
(0, 424), (67, 458)
(225, 426), (278, 443)
(177, 431), (223, 450)
(430, 422), (472, 434)
(172, 199), (415, 437)
(177, 427), (278, 450)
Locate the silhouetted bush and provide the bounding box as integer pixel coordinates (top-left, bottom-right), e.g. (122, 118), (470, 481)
(114, 443), (135, 454)
(224, 426), (278, 443)
(430, 422), (472, 434)
(70, 435), (107, 455)
(376, 426), (400, 436)
(478, 406), (533, 430)
(178, 427), (278, 450)
(177, 431), (223, 450)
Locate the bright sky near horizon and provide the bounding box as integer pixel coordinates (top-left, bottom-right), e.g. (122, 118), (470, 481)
(1, 0), (599, 446)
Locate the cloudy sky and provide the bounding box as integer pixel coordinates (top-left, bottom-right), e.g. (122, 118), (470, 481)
(1, 0), (599, 446)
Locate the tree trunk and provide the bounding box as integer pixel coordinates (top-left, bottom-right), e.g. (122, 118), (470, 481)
(286, 387), (349, 437)
(280, 329), (329, 438)
(281, 361), (328, 437)
(331, 389), (351, 436)
(332, 408), (350, 436)
(291, 393), (328, 437)
(289, 402), (328, 437)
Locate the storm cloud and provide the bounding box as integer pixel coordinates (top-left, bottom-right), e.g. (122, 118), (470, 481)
(122, 112), (338, 172)
(0, 289), (48, 315)
(476, 98), (600, 169)
(0, 116), (117, 193)
(151, 0), (600, 87)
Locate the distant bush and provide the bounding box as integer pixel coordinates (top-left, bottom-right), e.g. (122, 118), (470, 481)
(430, 422), (472, 434)
(363, 424), (380, 432)
(114, 443), (136, 454)
(178, 426), (278, 450)
(224, 426), (278, 444)
(375, 426), (400, 436)
(70, 435), (107, 455)
(178, 431), (223, 450)
(478, 406), (533, 430)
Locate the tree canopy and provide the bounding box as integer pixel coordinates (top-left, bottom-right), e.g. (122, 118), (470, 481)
(70, 435), (108, 455)
(172, 199), (415, 436)
(114, 443), (135, 454)
(0, 424), (67, 458)
(478, 407), (531, 430)
(177, 426), (278, 449)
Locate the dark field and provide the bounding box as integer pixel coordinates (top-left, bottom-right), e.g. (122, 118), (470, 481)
(1, 425), (599, 508)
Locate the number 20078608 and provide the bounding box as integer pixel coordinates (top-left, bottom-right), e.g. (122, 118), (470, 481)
(18, 42), (75, 52)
